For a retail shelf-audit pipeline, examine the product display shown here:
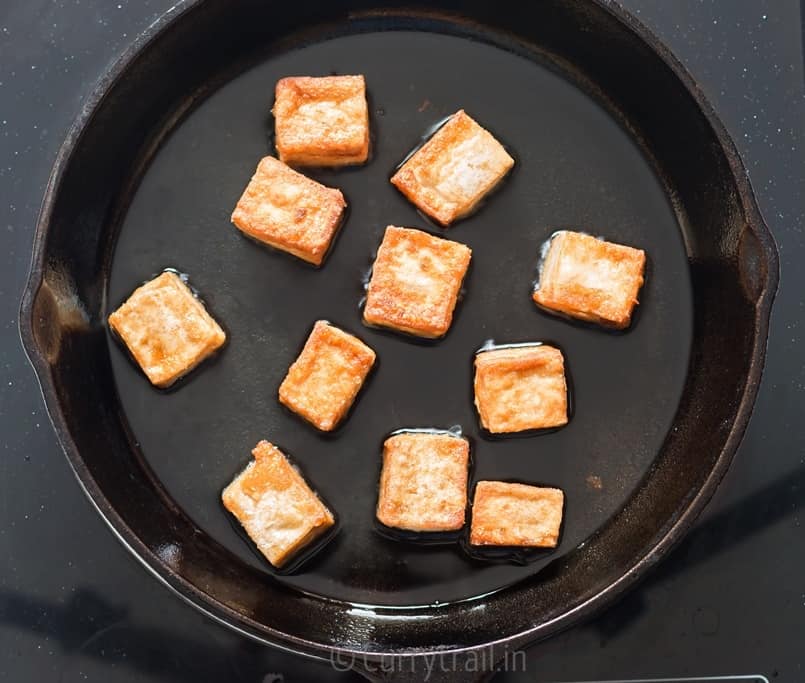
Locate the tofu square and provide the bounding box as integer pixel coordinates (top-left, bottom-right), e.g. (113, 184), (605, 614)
(108, 271), (226, 388)
(279, 320), (376, 432)
(222, 441), (335, 568)
(273, 75), (369, 166)
(533, 230), (646, 329)
(363, 226), (472, 338)
(473, 344), (568, 433)
(390, 110), (514, 226)
(470, 481), (564, 548)
(231, 156), (346, 266)
(376, 431), (470, 532)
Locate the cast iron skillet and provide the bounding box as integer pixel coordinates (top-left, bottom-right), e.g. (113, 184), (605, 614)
(20, 0), (778, 680)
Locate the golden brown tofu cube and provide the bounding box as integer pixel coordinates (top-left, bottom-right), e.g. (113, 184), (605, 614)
(474, 344), (568, 433)
(222, 441), (335, 568)
(470, 481), (564, 548)
(231, 156), (346, 266)
(376, 431), (470, 532)
(533, 230), (646, 329)
(273, 75), (369, 166)
(278, 320), (376, 432)
(390, 110), (514, 226)
(363, 226), (472, 338)
(108, 271), (226, 388)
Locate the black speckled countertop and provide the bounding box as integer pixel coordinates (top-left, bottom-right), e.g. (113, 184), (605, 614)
(1, 1), (803, 681)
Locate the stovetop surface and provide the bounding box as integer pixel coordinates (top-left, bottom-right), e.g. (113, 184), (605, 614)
(1, 1), (803, 681)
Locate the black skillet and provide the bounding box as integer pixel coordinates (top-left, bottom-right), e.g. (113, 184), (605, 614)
(19, 0), (778, 680)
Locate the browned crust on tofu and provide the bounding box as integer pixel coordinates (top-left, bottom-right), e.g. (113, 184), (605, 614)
(273, 75), (369, 166)
(473, 344), (568, 433)
(376, 432), (470, 532)
(390, 109), (514, 226)
(470, 481), (564, 548)
(278, 320), (376, 432)
(363, 226), (472, 338)
(231, 156), (346, 266)
(221, 441), (334, 568)
(107, 271), (226, 388)
(533, 231), (646, 329)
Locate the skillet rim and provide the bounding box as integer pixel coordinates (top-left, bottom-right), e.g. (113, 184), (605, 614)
(18, 0), (780, 663)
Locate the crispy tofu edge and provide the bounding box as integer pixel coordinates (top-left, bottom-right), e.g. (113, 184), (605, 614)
(532, 231), (647, 329)
(273, 75), (370, 167)
(390, 110), (515, 226)
(376, 431), (470, 532)
(221, 440), (335, 568)
(278, 320), (377, 432)
(230, 156), (347, 266)
(107, 271), (226, 388)
(362, 226), (473, 338)
(472, 345), (568, 433)
(469, 480), (565, 548)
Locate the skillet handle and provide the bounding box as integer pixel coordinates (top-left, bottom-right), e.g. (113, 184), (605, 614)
(738, 224), (777, 303)
(344, 649), (506, 682)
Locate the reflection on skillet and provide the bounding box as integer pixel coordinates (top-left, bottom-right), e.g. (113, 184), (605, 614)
(586, 463), (805, 644)
(0, 588), (358, 682)
(3, 464), (801, 678)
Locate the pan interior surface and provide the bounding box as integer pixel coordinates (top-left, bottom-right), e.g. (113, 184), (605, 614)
(108, 28), (692, 607)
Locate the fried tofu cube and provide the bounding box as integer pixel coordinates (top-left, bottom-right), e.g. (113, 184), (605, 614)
(108, 271), (226, 388)
(470, 481), (564, 548)
(533, 230), (646, 329)
(376, 431), (470, 532)
(390, 110), (514, 226)
(363, 226), (472, 338)
(279, 321), (376, 432)
(273, 75), (369, 166)
(231, 156), (346, 266)
(222, 441), (335, 568)
(474, 344), (568, 433)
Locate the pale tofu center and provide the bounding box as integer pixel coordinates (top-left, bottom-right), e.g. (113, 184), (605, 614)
(424, 131), (501, 205)
(290, 346), (364, 425)
(254, 181), (307, 230)
(234, 469), (317, 561)
(480, 492), (561, 544)
(293, 99), (364, 144)
(391, 245), (451, 312)
(397, 449), (464, 524)
(487, 369), (562, 426)
(126, 286), (214, 376)
(556, 246), (625, 298)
